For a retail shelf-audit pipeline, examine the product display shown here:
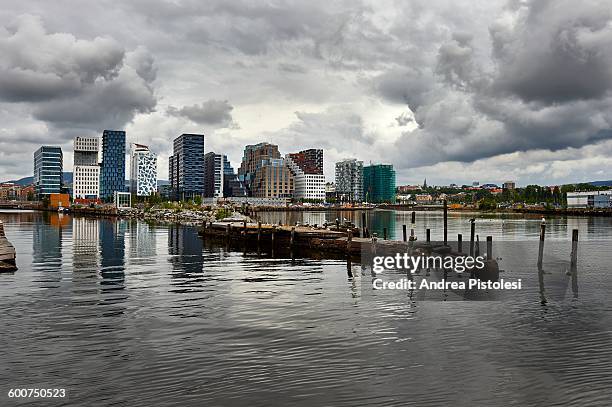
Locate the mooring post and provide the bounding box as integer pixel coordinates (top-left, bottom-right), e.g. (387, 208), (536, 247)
(226, 223), (231, 239)
(347, 230), (353, 252)
(538, 222), (546, 269)
(364, 227), (369, 238)
(402, 224), (407, 242)
(570, 229), (579, 268)
(290, 226), (295, 247)
(336, 219), (340, 231)
(271, 226), (276, 254)
(243, 219), (247, 237)
(486, 236), (493, 261)
(257, 221), (262, 245)
(470, 219), (475, 256)
(458, 233), (463, 253)
(410, 211), (416, 241)
(443, 200), (448, 245)
(383, 227), (387, 240)
(426, 228), (431, 243)
(361, 212), (366, 237)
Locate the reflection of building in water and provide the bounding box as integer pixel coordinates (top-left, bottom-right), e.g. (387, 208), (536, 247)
(127, 220), (157, 261)
(168, 225), (203, 275)
(72, 217), (100, 270)
(99, 218), (126, 275)
(33, 212), (64, 272)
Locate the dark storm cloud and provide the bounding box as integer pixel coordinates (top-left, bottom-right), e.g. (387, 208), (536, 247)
(0, 14), (156, 137)
(381, 0), (612, 168)
(167, 100), (236, 127)
(1, 0), (612, 185)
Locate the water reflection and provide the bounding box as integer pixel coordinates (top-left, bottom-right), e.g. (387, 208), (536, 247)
(99, 218), (126, 290)
(168, 224), (204, 276)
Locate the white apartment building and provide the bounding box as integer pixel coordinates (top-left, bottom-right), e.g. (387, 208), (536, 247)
(130, 144), (158, 196)
(73, 136), (100, 199)
(285, 153), (326, 201)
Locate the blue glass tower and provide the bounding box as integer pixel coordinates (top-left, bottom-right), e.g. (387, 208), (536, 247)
(100, 130), (126, 200)
(33, 146), (63, 199)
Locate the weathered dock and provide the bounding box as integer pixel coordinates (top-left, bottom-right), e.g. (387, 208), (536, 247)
(0, 220), (17, 272)
(198, 213), (500, 281)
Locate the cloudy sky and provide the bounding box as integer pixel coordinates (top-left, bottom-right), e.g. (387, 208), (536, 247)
(1, 0), (612, 186)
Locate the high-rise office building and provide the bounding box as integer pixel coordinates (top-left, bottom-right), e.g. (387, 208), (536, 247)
(203, 152), (224, 198)
(169, 134), (205, 200)
(335, 159), (363, 203)
(100, 130), (126, 200)
(130, 144), (157, 197)
(238, 143), (293, 198)
(363, 164), (396, 203)
(286, 149), (325, 201)
(73, 137), (99, 199)
(33, 146), (63, 199)
(223, 157), (247, 198)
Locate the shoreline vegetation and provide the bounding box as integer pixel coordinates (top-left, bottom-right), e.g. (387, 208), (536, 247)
(3, 200), (612, 222)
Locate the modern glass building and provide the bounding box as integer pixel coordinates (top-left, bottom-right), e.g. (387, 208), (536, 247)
(169, 134), (205, 200)
(33, 146), (63, 199)
(100, 130), (126, 200)
(223, 157), (247, 198)
(363, 164), (396, 204)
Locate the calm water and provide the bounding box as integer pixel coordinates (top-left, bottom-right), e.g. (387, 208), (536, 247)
(1, 210), (612, 406)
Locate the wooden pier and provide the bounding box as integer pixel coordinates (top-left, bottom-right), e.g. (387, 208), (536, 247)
(198, 214), (500, 281)
(0, 221), (17, 272)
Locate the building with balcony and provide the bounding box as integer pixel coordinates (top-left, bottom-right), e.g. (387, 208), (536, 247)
(335, 159), (363, 203)
(286, 149), (325, 201)
(73, 136), (100, 199)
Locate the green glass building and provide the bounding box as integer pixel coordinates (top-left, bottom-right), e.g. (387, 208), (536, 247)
(363, 164), (396, 203)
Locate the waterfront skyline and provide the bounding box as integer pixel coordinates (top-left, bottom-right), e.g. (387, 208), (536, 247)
(1, 1), (612, 186)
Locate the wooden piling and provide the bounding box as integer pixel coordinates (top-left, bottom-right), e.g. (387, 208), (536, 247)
(443, 200), (448, 245)
(383, 228), (387, 240)
(402, 224), (407, 242)
(458, 234), (462, 253)
(570, 229), (578, 268)
(469, 219), (475, 256)
(361, 212), (366, 237)
(257, 221), (262, 244)
(426, 228), (431, 243)
(347, 230), (353, 252)
(537, 223), (545, 268)
(290, 226), (296, 247)
(486, 236), (493, 261)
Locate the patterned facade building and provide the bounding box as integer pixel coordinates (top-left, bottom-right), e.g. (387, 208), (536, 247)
(169, 134), (205, 200)
(130, 144), (157, 197)
(33, 146), (63, 199)
(286, 149), (325, 201)
(73, 136), (100, 199)
(335, 159), (363, 203)
(100, 130), (126, 200)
